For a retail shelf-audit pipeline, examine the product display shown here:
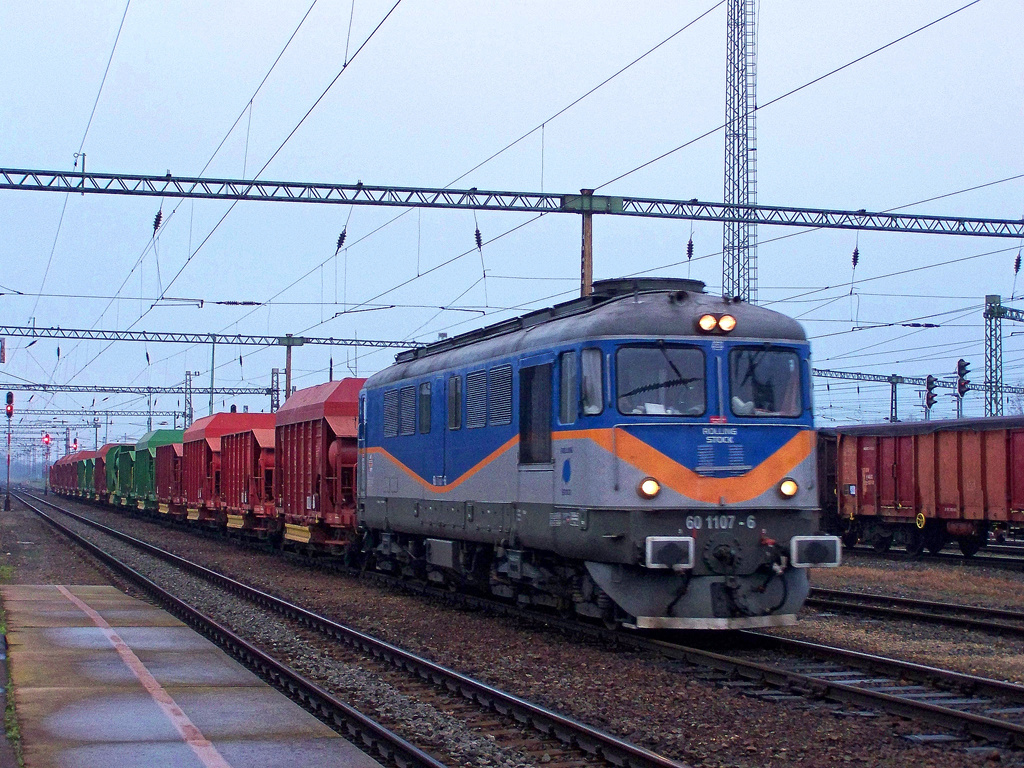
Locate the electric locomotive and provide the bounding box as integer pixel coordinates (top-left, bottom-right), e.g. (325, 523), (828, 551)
(359, 277), (840, 629)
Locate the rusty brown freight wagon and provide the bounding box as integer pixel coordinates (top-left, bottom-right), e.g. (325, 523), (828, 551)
(831, 416), (1024, 556)
(182, 412), (272, 528)
(275, 378), (365, 550)
(155, 442), (184, 518)
(220, 418), (276, 537)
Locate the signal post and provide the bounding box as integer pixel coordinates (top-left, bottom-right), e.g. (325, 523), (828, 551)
(5, 391), (12, 511)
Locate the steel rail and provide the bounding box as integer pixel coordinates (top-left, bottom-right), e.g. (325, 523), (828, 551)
(849, 545), (1024, 572)
(809, 588), (1024, 635)
(34, 488), (1024, 749)
(20, 491), (686, 768)
(638, 634), (1024, 748)
(14, 492), (448, 768)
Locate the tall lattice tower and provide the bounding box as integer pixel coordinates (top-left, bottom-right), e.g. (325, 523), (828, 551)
(723, 0), (758, 302)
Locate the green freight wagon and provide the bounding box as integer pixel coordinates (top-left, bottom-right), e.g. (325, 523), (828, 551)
(77, 451), (99, 498)
(106, 445), (137, 506)
(78, 450), (100, 499)
(133, 430), (184, 512)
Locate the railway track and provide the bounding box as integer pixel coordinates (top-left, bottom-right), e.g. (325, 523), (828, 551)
(640, 630), (1024, 750)
(23, 491), (1024, 755)
(807, 588), (1024, 638)
(15, 490), (685, 768)
(847, 545), (1024, 572)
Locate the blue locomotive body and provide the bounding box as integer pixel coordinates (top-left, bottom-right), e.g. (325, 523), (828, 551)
(358, 278), (840, 629)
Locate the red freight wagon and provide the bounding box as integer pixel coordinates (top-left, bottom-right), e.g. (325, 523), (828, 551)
(54, 451), (83, 495)
(95, 443), (130, 500)
(155, 442), (184, 518)
(183, 412), (273, 527)
(833, 416), (1024, 556)
(220, 418), (277, 537)
(275, 378), (365, 549)
(49, 454), (70, 494)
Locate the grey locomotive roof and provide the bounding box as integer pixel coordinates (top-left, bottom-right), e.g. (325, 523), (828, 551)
(826, 415), (1024, 437)
(366, 277), (807, 387)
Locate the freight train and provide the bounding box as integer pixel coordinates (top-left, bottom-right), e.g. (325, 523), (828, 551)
(819, 417), (1024, 557)
(48, 277), (842, 630)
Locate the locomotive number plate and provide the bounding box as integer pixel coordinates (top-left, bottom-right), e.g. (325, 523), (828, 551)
(685, 514), (756, 531)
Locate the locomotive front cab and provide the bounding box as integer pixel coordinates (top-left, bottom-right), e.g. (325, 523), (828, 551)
(580, 318), (840, 629)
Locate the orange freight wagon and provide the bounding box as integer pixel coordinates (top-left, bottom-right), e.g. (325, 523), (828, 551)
(221, 420), (276, 537)
(832, 416), (1024, 556)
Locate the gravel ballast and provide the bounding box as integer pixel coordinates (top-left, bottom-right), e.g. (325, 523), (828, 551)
(3, 495), (1020, 768)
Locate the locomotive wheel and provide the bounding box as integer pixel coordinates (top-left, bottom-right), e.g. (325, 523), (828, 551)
(958, 537), (982, 558)
(871, 534), (893, 554)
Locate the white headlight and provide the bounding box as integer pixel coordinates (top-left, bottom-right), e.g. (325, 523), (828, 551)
(638, 477), (661, 499)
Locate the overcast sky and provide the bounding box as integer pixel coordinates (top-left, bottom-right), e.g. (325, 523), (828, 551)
(2, 0), (1022, 451)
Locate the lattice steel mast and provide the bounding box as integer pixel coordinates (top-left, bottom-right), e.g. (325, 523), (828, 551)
(984, 295), (1024, 416)
(723, 0), (758, 302)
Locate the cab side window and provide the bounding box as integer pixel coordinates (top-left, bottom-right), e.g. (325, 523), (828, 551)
(581, 348), (604, 415)
(559, 351), (578, 424)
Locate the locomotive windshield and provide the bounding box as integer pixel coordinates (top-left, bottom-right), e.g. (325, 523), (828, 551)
(729, 347), (802, 417)
(616, 344), (705, 416)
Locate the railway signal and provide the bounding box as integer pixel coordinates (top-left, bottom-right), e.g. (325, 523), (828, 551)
(925, 375), (937, 412)
(957, 359), (970, 397)
(956, 359), (970, 418)
(4, 392), (10, 511)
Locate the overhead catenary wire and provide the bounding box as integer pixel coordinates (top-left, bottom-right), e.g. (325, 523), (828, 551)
(140, 0), (1006, 392)
(65, 0), (403, 386)
(56, 0), (323, 380)
(595, 0), (983, 191)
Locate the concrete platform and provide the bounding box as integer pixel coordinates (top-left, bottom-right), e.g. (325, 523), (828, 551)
(3, 585), (384, 768)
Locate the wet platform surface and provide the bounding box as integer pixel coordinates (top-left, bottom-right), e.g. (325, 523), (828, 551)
(3, 585), (384, 768)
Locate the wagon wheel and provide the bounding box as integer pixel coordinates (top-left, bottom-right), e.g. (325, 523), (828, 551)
(926, 538), (946, 555)
(958, 537), (981, 558)
(904, 528), (926, 558)
(871, 533), (893, 554)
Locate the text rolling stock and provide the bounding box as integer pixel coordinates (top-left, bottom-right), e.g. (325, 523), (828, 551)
(359, 278), (840, 630)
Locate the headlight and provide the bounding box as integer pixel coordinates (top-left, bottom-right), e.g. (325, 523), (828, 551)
(697, 314), (718, 331)
(778, 478), (799, 497)
(638, 477), (661, 499)
(718, 314), (737, 332)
